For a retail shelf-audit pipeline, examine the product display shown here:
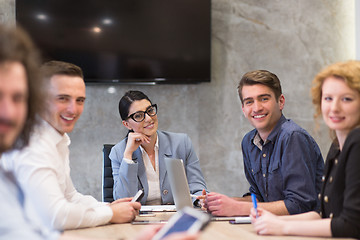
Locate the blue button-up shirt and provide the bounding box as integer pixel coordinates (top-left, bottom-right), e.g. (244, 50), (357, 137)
(241, 115), (324, 214)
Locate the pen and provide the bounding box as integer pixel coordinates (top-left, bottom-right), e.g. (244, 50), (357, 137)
(251, 193), (259, 218)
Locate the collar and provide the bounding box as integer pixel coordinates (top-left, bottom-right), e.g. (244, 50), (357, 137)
(266, 114), (287, 142)
(139, 133), (159, 154)
(251, 114), (287, 148)
(39, 119), (71, 147)
(253, 132), (267, 151)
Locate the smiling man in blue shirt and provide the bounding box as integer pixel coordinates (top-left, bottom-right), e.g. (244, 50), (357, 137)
(204, 70), (324, 216)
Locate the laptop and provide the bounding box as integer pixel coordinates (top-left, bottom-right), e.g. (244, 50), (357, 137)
(164, 157), (193, 211)
(163, 158), (251, 223)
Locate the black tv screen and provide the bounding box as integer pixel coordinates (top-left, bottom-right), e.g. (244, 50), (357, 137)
(16, 0), (211, 84)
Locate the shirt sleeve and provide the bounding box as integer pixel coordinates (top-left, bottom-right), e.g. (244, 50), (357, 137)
(331, 132), (360, 238)
(14, 154), (113, 230)
(109, 144), (140, 200)
(65, 177), (110, 208)
(281, 131), (323, 214)
(123, 157), (136, 164)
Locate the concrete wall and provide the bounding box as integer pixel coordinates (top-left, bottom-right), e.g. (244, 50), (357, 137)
(1, 0), (355, 201)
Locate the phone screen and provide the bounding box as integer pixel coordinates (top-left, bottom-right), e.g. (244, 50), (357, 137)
(160, 213), (198, 239)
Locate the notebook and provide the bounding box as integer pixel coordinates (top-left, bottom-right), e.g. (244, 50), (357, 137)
(164, 157), (193, 211)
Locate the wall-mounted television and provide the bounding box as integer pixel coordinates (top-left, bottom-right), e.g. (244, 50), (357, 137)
(16, 0), (211, 84)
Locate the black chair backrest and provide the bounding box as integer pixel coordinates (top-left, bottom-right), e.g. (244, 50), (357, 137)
(102, 144), (115, 202)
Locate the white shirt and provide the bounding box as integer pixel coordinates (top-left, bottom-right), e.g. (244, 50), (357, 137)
(124, 135), (161, 204)
(140, 138), (161, 205)
(1, 120), (112, 230)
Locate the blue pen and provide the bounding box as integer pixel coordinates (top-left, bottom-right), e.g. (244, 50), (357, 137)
(251, 193), (259, 218)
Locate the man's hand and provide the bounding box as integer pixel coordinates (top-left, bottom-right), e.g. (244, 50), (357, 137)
(109, 201), (141, 223)
(205, 192), (250, 216)
(196, 189), (207, 210)
(110, 197), (132, 205)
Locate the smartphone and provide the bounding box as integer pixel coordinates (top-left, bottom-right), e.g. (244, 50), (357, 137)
(152, 207), (211, 240)
(131, 189), (144, 202)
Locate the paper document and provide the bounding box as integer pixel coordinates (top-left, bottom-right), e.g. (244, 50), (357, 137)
(211, 216), (251, 223)
(140, 205), (177, 212)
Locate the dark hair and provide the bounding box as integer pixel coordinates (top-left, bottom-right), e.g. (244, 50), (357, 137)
(237, 70), (282, 104)
(119, 90), (152, 120)
(40, 60), (84, 81)
(0, 25), (43, 149)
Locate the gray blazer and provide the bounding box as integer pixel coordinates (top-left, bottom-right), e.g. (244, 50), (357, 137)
(109, 130), (207, 205)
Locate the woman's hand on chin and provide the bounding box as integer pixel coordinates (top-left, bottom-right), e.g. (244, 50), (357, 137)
(124, 132), (151, 158)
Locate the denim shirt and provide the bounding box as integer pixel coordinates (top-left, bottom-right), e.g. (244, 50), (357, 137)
(241, 115), (324, 214)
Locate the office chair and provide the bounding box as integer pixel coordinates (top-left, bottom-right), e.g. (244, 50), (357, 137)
(102, 144), (115, 202)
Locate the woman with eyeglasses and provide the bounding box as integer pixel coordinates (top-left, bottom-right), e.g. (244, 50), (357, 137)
(250, 60), (360, 238)
(109, 90), (207, 205)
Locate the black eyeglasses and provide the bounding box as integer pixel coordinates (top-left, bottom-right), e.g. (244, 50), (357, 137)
(127, 104), (157, 122)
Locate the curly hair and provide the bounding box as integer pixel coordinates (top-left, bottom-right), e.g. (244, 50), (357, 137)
(0, 25), (44, 149)
(311, 60), (360, 139)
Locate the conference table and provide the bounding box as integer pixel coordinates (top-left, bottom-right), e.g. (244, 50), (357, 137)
(64, 211), (355, 240)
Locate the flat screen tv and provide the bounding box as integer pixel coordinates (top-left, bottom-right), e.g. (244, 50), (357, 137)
(16, 0), (211, 84)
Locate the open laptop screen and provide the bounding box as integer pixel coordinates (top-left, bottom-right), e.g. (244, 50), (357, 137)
(164, 158), (193, 211)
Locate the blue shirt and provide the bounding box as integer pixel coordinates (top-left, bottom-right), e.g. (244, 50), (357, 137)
(0, 167), (60, 240)
(241, 115), (324, 214)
